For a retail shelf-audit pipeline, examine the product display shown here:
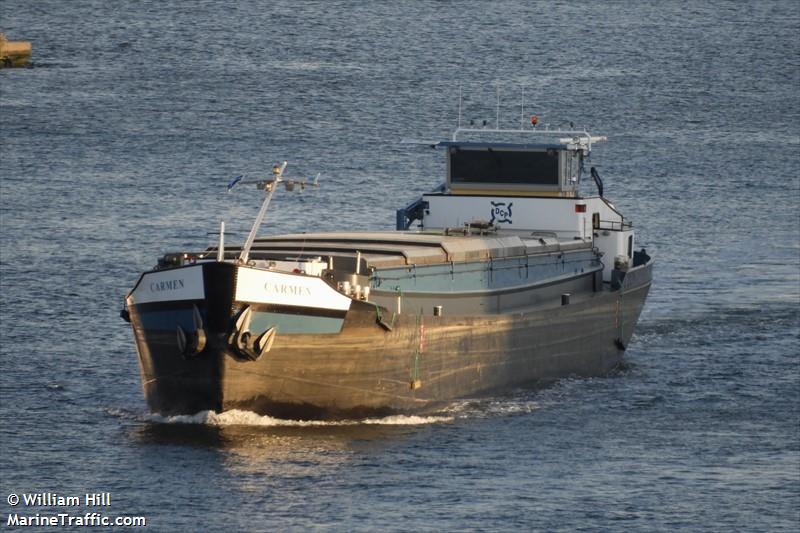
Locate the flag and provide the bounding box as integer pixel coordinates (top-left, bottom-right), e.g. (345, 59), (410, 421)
(227, 175), (243, 191)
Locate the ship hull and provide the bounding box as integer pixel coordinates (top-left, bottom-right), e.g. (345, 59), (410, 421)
(127, 260), (652, 419)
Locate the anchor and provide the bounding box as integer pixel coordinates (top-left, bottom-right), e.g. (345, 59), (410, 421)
(227, 306), (276, 361)
(176, 304), (207, 358)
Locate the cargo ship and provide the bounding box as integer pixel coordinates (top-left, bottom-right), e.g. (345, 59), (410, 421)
(122, 120), (653, 419)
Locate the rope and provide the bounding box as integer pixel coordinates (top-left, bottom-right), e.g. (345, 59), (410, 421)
(410, 311), (422, 383)
(373, 302), (396, 331)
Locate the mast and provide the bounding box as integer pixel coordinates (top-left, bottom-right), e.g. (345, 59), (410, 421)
(239, 161), (287, 263)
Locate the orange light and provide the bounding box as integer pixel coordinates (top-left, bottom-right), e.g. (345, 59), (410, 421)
(575, 204), (587, 213)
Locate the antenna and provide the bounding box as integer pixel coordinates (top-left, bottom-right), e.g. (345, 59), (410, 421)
(217, 221), (225, 262)
(495, 84), (500, 129)
(458, 84), (462, 129)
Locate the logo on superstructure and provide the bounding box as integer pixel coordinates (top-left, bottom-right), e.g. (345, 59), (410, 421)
(490, 201), (513, 224)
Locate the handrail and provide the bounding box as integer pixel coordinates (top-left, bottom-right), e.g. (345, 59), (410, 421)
(596, 220), (632, 231)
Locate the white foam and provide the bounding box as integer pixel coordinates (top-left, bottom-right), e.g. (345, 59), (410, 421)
(144, 409), (452, 427)
(437, 396), (541, 418)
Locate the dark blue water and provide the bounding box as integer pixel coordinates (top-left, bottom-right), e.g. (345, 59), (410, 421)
(2, 1), (798, 530)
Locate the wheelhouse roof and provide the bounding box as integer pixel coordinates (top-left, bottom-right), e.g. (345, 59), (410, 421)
(436, 141), (571, 151)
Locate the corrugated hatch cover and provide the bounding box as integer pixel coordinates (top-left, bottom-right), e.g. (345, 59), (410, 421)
(244, 231), (592, 269)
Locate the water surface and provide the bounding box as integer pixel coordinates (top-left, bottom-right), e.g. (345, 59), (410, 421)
(1, 1), (798, 530)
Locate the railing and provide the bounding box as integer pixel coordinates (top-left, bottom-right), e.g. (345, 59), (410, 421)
(595, 220), (632, 231)
(450, 126), (606, 154)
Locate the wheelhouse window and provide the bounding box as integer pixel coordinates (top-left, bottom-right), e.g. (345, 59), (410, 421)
(449, 147), (559, 186)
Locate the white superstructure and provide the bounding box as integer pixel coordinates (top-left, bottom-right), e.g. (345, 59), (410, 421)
(397, 125), (636, 282)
